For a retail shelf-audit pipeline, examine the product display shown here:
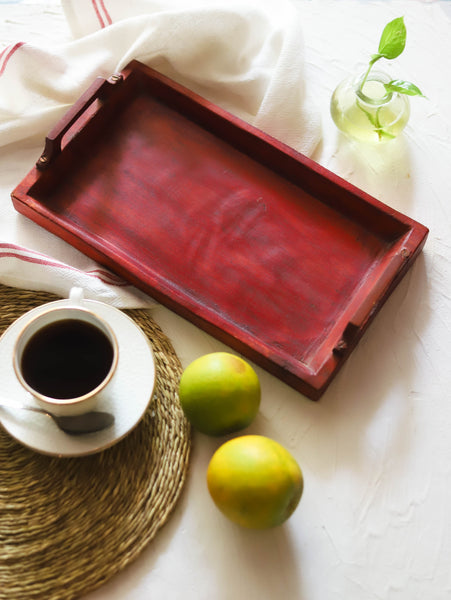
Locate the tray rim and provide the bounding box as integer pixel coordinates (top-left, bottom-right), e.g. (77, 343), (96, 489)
(11, 60), (429, 399)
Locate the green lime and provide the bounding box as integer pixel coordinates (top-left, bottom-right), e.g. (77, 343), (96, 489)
(178, 352), (260, 436)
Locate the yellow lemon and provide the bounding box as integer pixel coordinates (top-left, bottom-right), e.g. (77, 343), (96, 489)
(207, 435), (303, 529)
(178, 352), (260, 436)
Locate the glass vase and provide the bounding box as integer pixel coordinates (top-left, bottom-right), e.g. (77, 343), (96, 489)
(330, 70), (410, 143)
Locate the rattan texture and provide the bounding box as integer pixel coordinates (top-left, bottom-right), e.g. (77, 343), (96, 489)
(0, 284), (191, 600)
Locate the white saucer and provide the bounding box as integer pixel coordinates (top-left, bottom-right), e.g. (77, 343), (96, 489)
(0, 298), (156, 457)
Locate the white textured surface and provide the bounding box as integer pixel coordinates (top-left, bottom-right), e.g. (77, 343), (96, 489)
(0, 1), (451, 599)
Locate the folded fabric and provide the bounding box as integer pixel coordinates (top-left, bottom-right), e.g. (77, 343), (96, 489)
(0, 0), (321, 306)
(0, 243), (153, 307)
(61, 0), (321, 156)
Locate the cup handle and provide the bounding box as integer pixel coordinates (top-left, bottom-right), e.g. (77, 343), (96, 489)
(69, 287), (85, 305)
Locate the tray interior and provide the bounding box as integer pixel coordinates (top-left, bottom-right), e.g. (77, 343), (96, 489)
(14, 62), (428, 398)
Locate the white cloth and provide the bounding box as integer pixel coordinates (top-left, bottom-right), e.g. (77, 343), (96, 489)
(0, 0), (320, 305)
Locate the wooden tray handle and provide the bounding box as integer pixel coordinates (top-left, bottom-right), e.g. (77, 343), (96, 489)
(36, 73), (123, 170)
(333, 247), (411, 355)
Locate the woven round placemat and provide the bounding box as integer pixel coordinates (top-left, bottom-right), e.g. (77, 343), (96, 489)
(0, 284), (191, 600)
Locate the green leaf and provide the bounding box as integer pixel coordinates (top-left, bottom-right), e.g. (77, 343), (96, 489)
(356, 101), (396, 141)
(384, 79), (425, 97)
(377, 16), (406, 60)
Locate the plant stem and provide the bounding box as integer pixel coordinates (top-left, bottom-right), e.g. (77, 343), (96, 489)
(359, 56), (380, 93)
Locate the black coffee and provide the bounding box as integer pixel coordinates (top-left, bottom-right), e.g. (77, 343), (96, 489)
(21, 319), (114, 399)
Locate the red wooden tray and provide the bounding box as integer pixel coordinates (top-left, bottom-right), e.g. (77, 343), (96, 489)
(11, 60), (428, 399)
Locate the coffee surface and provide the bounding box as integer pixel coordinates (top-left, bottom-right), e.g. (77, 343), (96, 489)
(21, 318), (114, 399)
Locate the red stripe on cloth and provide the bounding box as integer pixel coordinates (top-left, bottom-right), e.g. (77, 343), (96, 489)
(98, 0), (113, 26)
(92, 0), (113, 28)
(85, 269), (128, 286)
(92, 0), (106, 28)
(0, 245), (128, 287)
(0, 42), (25, 77)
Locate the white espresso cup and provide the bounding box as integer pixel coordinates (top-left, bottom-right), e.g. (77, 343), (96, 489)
(13, 288), (119, 416)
